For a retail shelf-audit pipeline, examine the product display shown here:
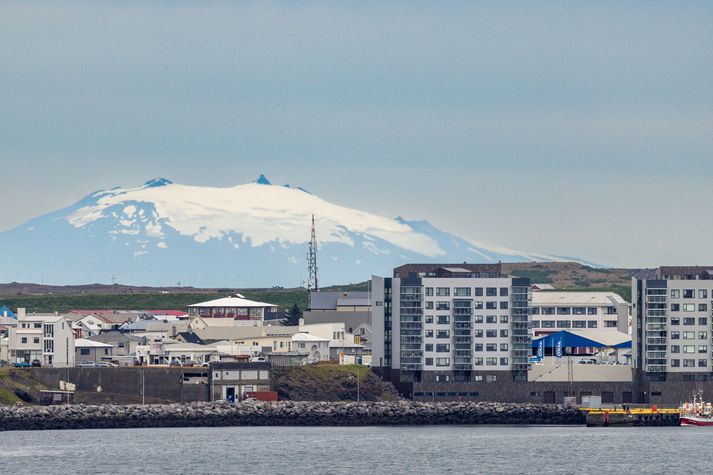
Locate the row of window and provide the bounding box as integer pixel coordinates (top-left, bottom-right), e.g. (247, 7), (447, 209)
(424, 301), (509, 310)
(670, 331), (708, 340)
(424, 315), (509, 324)
(670, 359), (708, 367)
(531, 307), (617, 315)
(670, 317), (708, 325)
(670, 345), (708, 354)
(425, 287), (509, 297)
(531, 320), (609, 329)
(423, 329), (510, 338)
(670, 289), (710, 299)
(424, 343), (509, 352)
(424, 357), (509, 366)
(670, 303), (709, 312)
(429, 374), (498, 383)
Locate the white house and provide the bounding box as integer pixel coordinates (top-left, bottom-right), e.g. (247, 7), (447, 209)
(8, 308), (75, 367)
(291, 333), (330, 361)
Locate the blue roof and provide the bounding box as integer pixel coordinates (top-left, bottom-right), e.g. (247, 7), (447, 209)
(532, 330), (631, 349)
(0, 305), (16, 319)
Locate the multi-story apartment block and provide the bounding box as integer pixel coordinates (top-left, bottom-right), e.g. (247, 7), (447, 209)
(530, 291), (630, 337)
(633, 267), (713, 376)
(371, 264), (530, 393)
(8, 308), (75, 367)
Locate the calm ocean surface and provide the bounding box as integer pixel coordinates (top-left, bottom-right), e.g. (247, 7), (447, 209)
(1, 425), (709, 474)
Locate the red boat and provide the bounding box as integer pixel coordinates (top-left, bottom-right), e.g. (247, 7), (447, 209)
(679, 392), (713, 426)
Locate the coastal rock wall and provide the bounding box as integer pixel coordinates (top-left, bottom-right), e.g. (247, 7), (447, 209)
(0, 401), (585, 431)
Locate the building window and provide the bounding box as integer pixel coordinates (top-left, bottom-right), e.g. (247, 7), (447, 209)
(436, 330), (450, 339)
(473, 315), (483, 323)
(500, 330), (508, 337)
(486, 375), (497, 382)
(557, 321), (571, 328)
(425, 330), (434, 338)
(474, 302), (484, 310)
(435, 358), (450, 366)
(33, 337), (39, 344)
(587, 307), (598, 315)
(699, 359), (708, 367)
(671, 290), (680, 299)
(699, 345), (708, 354)
(500, 358), (509, 366)
(436, 374), (450, 382)
(671, 359), (680, 367)
(699, 332), (708, 340)
(670, 345), (680, 353)
(587, 321), (597, 328)
(542, 321), (555, 328)
(683, 332), (695, 340)
(425, 315), (434, 324)
(425, 344), (433, 352)
(683, 304), (696, 312)
(683, 345), (695, 354)
(699, 318), (708, 326)
(541, 307), (555, 315)
(573, 321), (585, 328)
(425, 302), (434, 309)
(80, 348), (90, 355)
(500, 343), (508, 351)
(499, 302), (509, 310)
(436, 302), (450, 311)
(436, 315), (450, 325)
(425, 287), (434, 296)
(435, 344), (450, 353)
(454, 287), (471, 297)
(21, 337), (27, 344)
(486, 343), (497, 352)
(486, 357), (497, 366)
(605, 321), (617, 328)
(499, 288), (509, 297)
(671, 317), (680, 325)
(699, 304), (708, 312)
(683, 359), (695, 367)
(557, 308), (571, 315)
(573, 307), (586, 315)
(671, 331), (680, 340)
(475, 288), (483, 297)
(486, 316), (497, 324)
(425, 358), (433, 366)
(671, 304), (680, 311)
(500, 316), (508, 324)
(486, 302), (497, 310)
(473, 358), (483, 366)
(485, 330), (497, 338)
(531, 307), (541, 315)
(436, 287), (450, 297)
(683, 290), (695, 299)
(486, 288), (497, 297)
(474, 343), (483, 352)
(699, 289), (708, 299)
(474, 330), (483, 338)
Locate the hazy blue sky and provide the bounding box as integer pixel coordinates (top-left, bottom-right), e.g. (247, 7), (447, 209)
(1, 1), (712, 267)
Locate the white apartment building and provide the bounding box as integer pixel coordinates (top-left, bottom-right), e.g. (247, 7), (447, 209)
(530, 291), (630, 336)
(633, 267), (713, 374)
(371, 264), (530, 383)
(8, 308), (75, 367)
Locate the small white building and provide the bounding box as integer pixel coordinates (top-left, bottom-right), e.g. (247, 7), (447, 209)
(75, 338), (114, 363)
(530, 291), (631, 337)
(8, 308), (75, 367)
(291, 333), (330, 362)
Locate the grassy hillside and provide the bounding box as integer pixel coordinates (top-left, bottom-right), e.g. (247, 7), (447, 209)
(272, 364), (400, 401)
(0, 368), (49, 405)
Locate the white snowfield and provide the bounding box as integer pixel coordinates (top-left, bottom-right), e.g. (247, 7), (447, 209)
(67, 181), (446, 256)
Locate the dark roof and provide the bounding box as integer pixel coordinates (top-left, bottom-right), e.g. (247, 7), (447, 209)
(210, 361), (271, 370)
(393, 263), (502, 279)
(176, 332), (203, 344)
(656, 266), (713, 280)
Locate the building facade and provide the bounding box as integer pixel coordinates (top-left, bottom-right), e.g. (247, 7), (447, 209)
(371, 264), (531, 394)
(633, 267), (713, 375)
(530, 291), (630, 336)
(8, 309), (75, 367)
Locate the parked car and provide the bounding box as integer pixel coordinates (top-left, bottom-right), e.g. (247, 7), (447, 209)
(96, 362), (117, 367)
(577, 358), (597, 365)
(14, 361), (32, 368)
(77, 361), (97, 368)
(249, 356), (267, 363)
(31, 359), (42, 367)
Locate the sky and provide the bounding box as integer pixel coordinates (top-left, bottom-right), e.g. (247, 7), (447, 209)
(1, 1), (712, 268)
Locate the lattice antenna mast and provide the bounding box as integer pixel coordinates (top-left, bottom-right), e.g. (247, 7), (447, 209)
(307, 214), (318, 291)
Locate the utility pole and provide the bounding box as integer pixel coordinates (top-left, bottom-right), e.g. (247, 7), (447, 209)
(356, 365), (360, 403)
(307, 214), (318, 292)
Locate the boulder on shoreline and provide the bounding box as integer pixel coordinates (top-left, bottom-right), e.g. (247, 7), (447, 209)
(0, 401), (585, 431)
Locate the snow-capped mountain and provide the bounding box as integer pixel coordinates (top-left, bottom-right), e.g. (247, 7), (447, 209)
(0, 176), (593, 287)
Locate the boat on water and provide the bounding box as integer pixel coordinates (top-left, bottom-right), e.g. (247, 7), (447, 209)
(679, 392), (713, 426)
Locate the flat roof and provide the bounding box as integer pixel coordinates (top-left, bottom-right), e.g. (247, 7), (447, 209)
(531, 291), (628, 306)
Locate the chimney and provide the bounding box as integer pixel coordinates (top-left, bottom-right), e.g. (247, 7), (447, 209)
(18, 308), (26, 319)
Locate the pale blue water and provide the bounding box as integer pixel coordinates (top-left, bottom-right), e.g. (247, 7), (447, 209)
(0, 425), (708, 474)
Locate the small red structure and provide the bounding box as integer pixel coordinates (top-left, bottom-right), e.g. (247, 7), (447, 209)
(245, 391), (278, 402)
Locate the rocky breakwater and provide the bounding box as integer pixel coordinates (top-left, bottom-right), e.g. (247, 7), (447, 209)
(0, 401), (585, 431)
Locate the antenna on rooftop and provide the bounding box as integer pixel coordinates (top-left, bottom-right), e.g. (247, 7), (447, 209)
(307, 214), (318, 292)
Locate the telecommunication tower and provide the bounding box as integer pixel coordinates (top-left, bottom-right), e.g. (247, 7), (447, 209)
(307, 214), (318, 291)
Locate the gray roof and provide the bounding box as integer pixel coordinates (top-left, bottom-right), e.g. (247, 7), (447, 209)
(302, 310), (370, 329)
(309, 291), (369, 310)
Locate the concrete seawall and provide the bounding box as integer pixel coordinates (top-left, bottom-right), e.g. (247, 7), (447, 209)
(0, 401), (585, 431)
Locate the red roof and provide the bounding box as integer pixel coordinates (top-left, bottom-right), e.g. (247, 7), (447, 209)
(143, 310), (188, 316)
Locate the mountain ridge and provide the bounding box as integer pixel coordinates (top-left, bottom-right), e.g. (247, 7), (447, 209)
(0, 176), (597, 287)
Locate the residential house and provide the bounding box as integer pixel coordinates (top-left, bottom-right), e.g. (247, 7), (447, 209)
(187, 294), (278, 324)
(209, 361), (271, 401)
(8, 308), (75, 367)
(75, 338), (114, 363)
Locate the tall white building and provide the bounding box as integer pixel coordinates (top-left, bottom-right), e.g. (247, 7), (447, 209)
(371, 264), (530, 390)
(8, 308), (75, 367)
(530, 291), (630, 336)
